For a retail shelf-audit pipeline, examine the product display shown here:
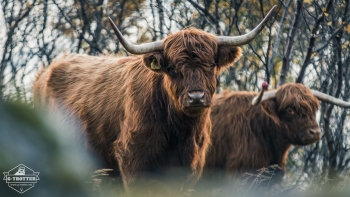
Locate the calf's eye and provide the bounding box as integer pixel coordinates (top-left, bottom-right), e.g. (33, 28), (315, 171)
(286, 108), (294, 114)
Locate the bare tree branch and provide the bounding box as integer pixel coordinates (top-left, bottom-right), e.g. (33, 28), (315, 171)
(296, 0), (334, 83)
(278, 0), (303, 86)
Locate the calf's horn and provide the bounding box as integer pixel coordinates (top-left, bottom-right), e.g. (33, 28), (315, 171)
(311, 90), (350, 108)
(108, 17), (163, 54)
(216, 5), (277, 46)
(252, 86), (350, 108)
(252, 81), (274, 105)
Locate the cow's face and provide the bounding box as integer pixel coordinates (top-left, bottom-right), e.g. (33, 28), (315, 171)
(143, 29), (241, 116)
(261, 84), (321, 145)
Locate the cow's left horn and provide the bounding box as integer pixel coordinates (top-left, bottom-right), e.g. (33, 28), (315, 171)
(216, 5), (277, 46)
(108, 17), (164, 54)
(252, 82), (276, 105)
(311, 90), (350, 108)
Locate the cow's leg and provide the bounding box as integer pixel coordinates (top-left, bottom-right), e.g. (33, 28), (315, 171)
(114, 146), (146, 189)
(182, 126), (211, 189)
(116, 144), (181, 196)
(113, 128), (162, 190)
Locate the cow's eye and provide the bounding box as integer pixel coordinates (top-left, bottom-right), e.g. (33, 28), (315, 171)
(168, 67), (178, 76)
(210, 63), (216, 69)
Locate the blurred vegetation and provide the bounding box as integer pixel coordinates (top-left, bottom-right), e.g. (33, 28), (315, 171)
(0, 100), (97, 197)
(1, 0), (350, 196)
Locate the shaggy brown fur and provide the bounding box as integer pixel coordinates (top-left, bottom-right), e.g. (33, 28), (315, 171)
(206, 83), (320, 175)
(33, 28), (242, 189)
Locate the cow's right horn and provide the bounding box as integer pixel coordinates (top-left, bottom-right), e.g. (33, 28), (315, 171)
(108, 17), (164, 54)
(216, 5), (277, 46)
(311, 90), (350, 108)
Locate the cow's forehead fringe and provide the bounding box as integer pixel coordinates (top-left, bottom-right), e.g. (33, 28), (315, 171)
(163, 28), (218, 65)
(276, 84), (320, 112)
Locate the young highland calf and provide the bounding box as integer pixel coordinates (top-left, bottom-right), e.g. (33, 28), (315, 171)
(206, 83), (350, 177)
(33, 7), (276, 190)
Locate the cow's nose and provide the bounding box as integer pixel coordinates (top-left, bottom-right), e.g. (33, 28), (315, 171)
(308, 127), (321, 138)
(188, 91), (205, 104)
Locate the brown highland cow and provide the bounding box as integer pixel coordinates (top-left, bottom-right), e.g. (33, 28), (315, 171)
(205, 83), (350, 180)
(32, 7), (276, 190)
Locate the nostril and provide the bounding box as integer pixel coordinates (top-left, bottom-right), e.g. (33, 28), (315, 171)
(309, 128), (320, 136)
(309, 129), (316, 135)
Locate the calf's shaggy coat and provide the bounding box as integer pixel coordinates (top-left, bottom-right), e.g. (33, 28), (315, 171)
(206, 83), (321, 174)
(33, 28), (242, 189)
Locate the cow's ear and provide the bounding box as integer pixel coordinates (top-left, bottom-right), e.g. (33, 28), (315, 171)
(216, 46), (242, 73)
(261, 100), (280, 124)
(143, 52), (165, 73)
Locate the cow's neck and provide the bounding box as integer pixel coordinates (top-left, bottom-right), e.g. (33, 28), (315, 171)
(259, 115), (292, 171)
(167, 102), (210, 136)
(148, 78), (211, 170)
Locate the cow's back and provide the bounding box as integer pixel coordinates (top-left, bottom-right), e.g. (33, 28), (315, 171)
(33, 54), (150, 167)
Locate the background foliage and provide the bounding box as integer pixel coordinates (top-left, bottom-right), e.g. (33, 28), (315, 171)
(1, 0), (350, 191)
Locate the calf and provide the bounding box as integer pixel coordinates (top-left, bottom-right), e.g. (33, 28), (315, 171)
(206, 83), (350, 176)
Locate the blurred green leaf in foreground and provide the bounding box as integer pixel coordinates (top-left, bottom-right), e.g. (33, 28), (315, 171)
(0, 101), (97, 197)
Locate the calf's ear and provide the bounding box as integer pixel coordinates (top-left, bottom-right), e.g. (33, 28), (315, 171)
(216, 46), (242, 73)
(261, 100), (280, 124)
(143, 52), (165, 73)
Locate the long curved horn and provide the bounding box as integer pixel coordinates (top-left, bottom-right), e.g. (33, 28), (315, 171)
(252, 82), (274, 105)
(108, 17), (163, 54)
(217, 5), (277, 46)
(311, 90), (350, 108)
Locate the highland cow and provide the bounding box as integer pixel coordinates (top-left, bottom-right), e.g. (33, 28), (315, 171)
(205, 83), (350, 179)
(33, 7), (276, 190)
